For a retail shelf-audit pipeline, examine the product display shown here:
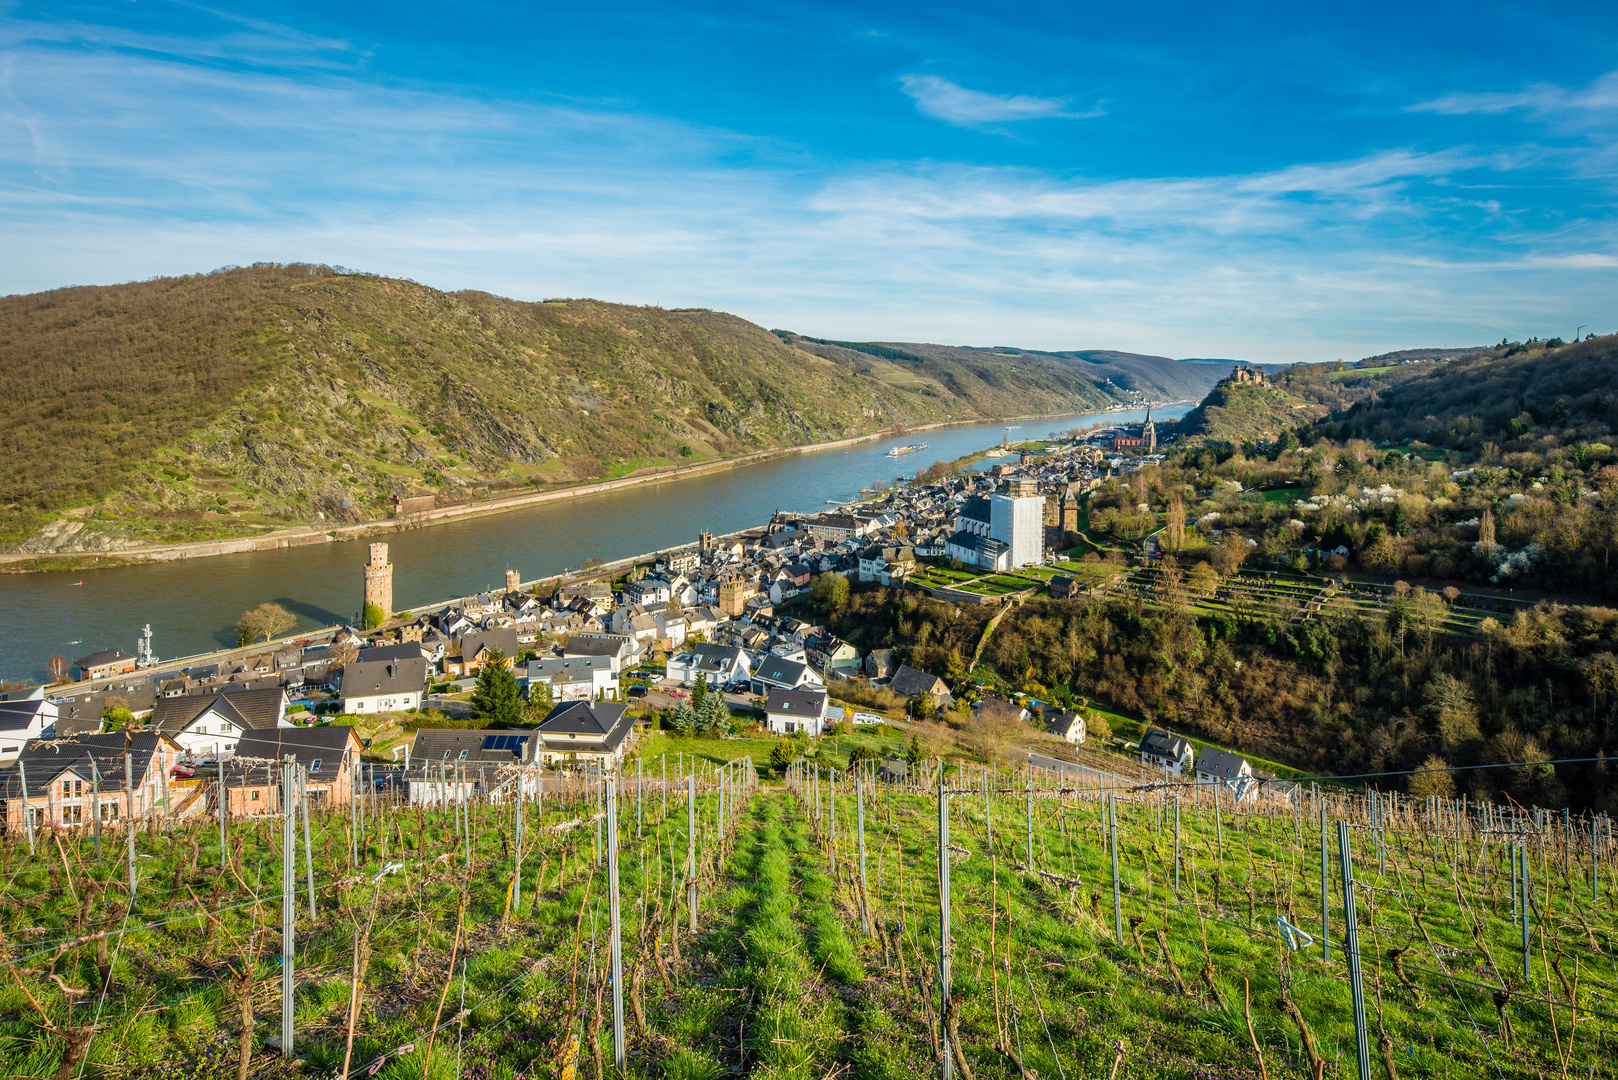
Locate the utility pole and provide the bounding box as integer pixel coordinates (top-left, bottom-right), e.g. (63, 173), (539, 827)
(687, 773), (697, 931)
(606, 777), (626, 1069)
(281, 758), (296, 1059)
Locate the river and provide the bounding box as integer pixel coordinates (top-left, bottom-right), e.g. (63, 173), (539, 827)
(0, 405), (1187, 682)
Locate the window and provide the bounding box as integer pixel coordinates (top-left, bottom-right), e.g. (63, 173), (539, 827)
(310, 759), (323, 773)
(61, 780), (72, 798)
(62, 806), (81, 824)
(197, 725), (206, 734)
(101, 803), (119, 822)
(251, 791), (260, 802)
(457, 750), (468, 761)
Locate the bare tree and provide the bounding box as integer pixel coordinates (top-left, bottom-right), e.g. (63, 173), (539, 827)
(46, 654), (70, 682)
(236, 602), (295, 645)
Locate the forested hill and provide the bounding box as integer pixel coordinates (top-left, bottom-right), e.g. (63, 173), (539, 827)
(1297, 336), (1618, 449)
(0, 264), (1224, 555)
(785, 337), (1226, 406)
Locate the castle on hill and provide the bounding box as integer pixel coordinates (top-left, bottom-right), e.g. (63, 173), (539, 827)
(1229, 363), (1267, 385)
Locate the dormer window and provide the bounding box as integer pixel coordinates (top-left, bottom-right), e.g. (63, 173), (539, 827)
(457, 750), (468, 761)
(310, 759), (322, 772)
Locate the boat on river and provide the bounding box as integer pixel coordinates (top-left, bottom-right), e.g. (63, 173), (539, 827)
(886, 443), (928, 458)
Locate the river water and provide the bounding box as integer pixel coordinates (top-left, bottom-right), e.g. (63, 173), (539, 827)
(0, 405), (1187, 682)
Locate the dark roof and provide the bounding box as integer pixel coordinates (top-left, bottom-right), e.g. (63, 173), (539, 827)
(960, 496), (992, 523)
(754, 656), (810, 686)
(409, 728), (537, 767)
(537, 701), (633, 753)
(1141, 727), (1195, 760)
(1195, 747), (1249, 780)
(341, 656), (427, 698)
(360, 642), (431, 664)
(231, 725), (362, 778)
(75, 649), (135, 669)
(0, 699), (53, 734)
(945, 531), (1008, 557)
(2, 731), (175, 798)
(527, 656), (612, 684)
(1044, 708), (1084, 736)
(766, 687), (827, 716)
(563, 635), (631, 658)
(888, 664), (947, 698)
(688, 643), (744, 674)
(458, 627), (519, 660)
(149, 687), (284, 734)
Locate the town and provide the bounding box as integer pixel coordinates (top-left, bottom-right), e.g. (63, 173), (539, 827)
(0, 412), (1284, 827)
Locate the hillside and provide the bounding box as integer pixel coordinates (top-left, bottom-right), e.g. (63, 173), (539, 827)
(0, 265), (1220, 555)
(1298, 335), (1618, 449)
(785, 337), (1225, 407)
(1173, 371), (1329, 445)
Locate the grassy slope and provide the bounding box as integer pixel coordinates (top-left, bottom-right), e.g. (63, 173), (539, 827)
(3, 265), (1155, 554)
(1176, 378), (1331, 445)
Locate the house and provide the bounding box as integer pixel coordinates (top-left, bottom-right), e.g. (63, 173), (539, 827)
(404, 728), (540, 801)
(765, 687), (829, 737)
(805, 635), (861, 680)
(0, 697), (57, 763)
(224, 725), (363, 815)
(534, 700), (635, 768)
(750, 655), (823, 694)
(340, 656), (427, 715)
(450, 628), (520, 677)
(1048, 575), (1081, 599)
(1044, 708), (1087, 745)
(148, 687), (288, 758)
(1195, 747), (1256, 801)
(864, 649), (897, 680)
(666, 643), (752, 686)
(887, 664), (951, 705)
(74, 649), (139, 682)
(1, 731), (192, 831)
(1140, 727), (1196, 777)
(974, 695), (1030, 725)
(563, 633), (639, 673)
(526, 656), (617, 702)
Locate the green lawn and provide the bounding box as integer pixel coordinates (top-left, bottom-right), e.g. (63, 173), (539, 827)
(1327, 364), (1396, 379)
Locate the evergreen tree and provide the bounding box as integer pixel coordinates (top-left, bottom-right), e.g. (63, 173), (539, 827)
(692, 672), (708, 711)
(470, 649), (523, 726)
(671, 703), (699, 737)
(904, 733), (923, 771)
(768, 738), (795, 772)
(699, 692), (732, 736)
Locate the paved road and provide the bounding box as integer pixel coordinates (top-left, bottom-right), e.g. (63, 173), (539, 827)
(1021, 747), (1131, 786)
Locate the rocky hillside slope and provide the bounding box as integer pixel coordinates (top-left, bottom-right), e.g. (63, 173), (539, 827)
(0, 264), (1226, 554)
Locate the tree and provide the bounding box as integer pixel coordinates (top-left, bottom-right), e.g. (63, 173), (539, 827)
(1165, 492), (1186, 552)
(1407, 755), (1457, 800)
(698, 691), (732, 736)
(102, 706), (135, 730)
(904, 733), (924, 771)
(583, 557), (606, 571)
(767, 739), (796, 773)
(237, 602), (296, 646)
(670, 703), (699, 737)
(362, 601), (385, 631)
(525, 679), (555, 722)
(470, 649), (523, 725)
(46, 654), (69, 683)
(810, 572), (850, 613)
(691, 672), (708, 712)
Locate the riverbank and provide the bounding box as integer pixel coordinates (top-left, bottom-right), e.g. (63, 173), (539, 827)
(0, 406), (1121, 574)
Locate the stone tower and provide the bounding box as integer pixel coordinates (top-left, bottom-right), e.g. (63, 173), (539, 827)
(364, 543), (394, 619)
(506, 568), (521, 593)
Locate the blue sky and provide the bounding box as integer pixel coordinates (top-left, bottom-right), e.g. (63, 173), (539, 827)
(2, 1), (1616, 361)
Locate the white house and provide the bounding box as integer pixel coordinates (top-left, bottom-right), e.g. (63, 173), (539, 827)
(1194, 747), (1257, 802)
(148, 687), (289, 759)
(750, 655), (822, 694)
(1140, 727), (1196, 777)
(526, 656), (617, 702)
(1044, 708), (1087, 745)
(0, 693), (56, 764)
(666, 643), (752, 687)
(765, 687), (829, 737)
(341, 657), (427, 715)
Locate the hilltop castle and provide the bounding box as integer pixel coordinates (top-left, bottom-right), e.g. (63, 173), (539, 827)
(1229, 364), (1267, 385)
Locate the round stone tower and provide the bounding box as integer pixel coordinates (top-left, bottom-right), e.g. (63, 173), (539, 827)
(364, 543), (394, 619)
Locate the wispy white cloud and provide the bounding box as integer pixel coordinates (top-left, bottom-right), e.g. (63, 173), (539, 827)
(1411, 70), (1618, 118)
(899, 74), (1094, 127)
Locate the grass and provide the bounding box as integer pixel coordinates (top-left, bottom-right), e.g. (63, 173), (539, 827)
(1327, 365), (1396, 380)
(0, 760), (1612, 1078)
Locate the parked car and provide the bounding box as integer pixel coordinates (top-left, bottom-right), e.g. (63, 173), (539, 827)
(171, 764), (196, 780)
(627, 686), (649, 699)
(852, 712), (884, 725)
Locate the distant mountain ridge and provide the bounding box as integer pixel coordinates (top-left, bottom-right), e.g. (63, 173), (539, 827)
(0, 265), (1228, 556)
